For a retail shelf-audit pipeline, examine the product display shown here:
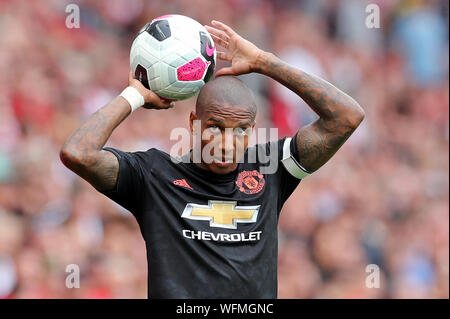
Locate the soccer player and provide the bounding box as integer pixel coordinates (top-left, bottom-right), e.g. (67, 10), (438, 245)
(60, 20), (365, 298)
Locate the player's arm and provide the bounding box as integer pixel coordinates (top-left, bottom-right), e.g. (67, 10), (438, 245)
(255, 54), (365, 173)
(60, 72), (174, 191)
(205, 20), (365, 173)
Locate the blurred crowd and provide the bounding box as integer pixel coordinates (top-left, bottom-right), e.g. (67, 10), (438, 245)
(0, 0), (448, 298)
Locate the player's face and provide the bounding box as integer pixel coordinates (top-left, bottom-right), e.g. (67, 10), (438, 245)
(190, 103), (255, 174)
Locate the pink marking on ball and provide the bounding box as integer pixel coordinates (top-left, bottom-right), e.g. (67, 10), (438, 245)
(177, 57), (210, 81)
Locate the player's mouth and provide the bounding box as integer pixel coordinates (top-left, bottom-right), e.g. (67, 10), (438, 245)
(212, 158), (234, 168)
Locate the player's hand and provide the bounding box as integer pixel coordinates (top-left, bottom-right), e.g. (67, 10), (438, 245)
(204, 20), (265, 77)
(128, 71), (175, 109)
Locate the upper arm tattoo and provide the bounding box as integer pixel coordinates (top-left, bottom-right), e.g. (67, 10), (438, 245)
(61, 96), (130, 191)
(256, 53), (364, 172)
(83, 150), (119, 192)
(295, 117), (355, 173)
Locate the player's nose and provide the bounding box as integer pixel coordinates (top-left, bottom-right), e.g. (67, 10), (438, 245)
(221, 131), (235, 160)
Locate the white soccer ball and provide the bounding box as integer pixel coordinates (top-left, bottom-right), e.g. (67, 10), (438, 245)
(130, 14), (217, 101)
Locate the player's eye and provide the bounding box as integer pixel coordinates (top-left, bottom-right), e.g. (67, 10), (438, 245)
(234, 127), (249, 136)
(209, 125), (221, 133)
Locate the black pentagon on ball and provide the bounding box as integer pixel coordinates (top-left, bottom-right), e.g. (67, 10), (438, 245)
(145, 19), (171, 41)
(134, 64), (150, 90)
(199, 31), (215, 82)
(204, 59), (215, 83)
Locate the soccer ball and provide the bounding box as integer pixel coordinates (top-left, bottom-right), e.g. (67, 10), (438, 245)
(130, 14), (216, 101)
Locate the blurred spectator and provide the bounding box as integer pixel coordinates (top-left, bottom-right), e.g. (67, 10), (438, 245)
(391, 0), (449, 86)
(0, 0), (448, 298)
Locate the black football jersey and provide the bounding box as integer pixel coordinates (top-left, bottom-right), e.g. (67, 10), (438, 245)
(98, 134), (308, 298)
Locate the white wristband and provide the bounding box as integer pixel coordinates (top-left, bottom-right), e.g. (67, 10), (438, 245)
(120, 86), (145, 112)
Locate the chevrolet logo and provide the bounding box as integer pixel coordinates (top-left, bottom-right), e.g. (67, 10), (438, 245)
(181, 201), (260, 229)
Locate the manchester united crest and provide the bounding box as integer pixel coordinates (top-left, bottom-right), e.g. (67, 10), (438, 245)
(236, 170), (265, 194)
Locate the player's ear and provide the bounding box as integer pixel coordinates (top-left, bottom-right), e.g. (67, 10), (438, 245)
(189, 111), (198, 134)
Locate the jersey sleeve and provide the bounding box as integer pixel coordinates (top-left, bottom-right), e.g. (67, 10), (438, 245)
(280, 132), (310, 206)
(260, 133), (311, 213)
(97, 147), (149, 218)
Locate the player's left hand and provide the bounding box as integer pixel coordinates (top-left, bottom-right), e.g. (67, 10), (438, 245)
(204, 20), (265, 77)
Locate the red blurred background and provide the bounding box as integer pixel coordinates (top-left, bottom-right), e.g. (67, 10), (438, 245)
(0, 0), (448, 298)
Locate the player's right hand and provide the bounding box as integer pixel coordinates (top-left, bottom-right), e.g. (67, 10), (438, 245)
(128, 70), (175, 109)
